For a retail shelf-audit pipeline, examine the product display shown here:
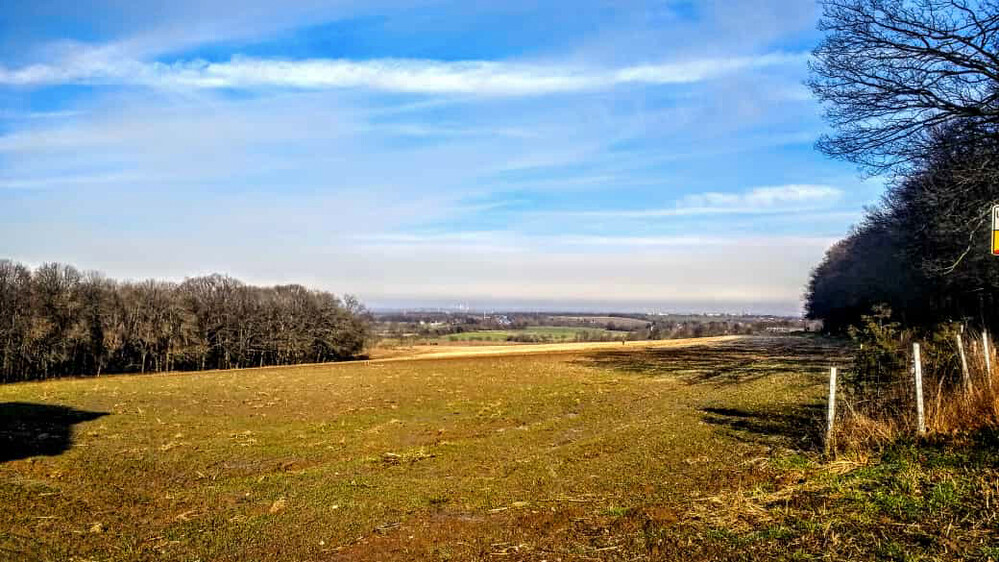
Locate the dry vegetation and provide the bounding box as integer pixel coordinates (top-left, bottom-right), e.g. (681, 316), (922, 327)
(833, 317), (999, 452)
(2, 336), (996, 561)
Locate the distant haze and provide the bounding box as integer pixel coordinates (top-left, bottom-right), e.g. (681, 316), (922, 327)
(367, 299), (805, 317)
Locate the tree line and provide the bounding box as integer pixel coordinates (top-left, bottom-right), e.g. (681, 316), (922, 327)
(0, 260), (371, 383)
(806, 127), (999, 332)
(805, 0), (999, 333)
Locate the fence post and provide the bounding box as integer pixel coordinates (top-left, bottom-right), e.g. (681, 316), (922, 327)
(826, 367), (837, 455)
(914, 343), (925, 435)
(984, 330), (993, 389)
(957, 333), (972, 393)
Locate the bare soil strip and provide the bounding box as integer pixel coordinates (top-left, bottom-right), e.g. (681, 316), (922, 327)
(368, 335), (743, 362)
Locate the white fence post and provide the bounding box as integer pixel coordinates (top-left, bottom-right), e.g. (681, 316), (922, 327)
(914, 343), (925, 435)
(984, 330), (993, 389)
(826, 367), (837, 454)
(957, 333), (972, 394)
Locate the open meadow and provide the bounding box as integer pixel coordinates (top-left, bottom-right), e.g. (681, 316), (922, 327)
(3, 336), (997, 561)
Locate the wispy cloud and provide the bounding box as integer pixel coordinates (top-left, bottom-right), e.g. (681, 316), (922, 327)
(0, 52), (807, 95)
(0, 172), (144, 190)
(353, 231), (837, 257)
(678, 184), (841, 212)
(553, 184), (843, 218)
(0, 109), (85, 120)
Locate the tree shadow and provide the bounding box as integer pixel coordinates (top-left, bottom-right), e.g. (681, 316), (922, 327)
(0, 402), (108, 463)
(700, 404), (826, 450)
(576, 337), (852, 387)
(575, 337), (852, 451)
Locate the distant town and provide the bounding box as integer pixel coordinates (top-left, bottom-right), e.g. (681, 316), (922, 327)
(373, 310), (818, 345)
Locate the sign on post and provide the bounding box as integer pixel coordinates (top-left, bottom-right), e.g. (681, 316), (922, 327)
(992, 205), (999, 255)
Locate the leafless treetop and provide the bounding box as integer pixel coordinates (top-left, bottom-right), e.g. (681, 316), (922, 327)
(809, 0), (999, 174)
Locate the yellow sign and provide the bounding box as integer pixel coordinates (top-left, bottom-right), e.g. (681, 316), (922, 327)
(993, 205), (999, 256)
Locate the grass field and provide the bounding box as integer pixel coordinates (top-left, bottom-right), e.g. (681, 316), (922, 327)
(2, 336), (996, 561)
(549, 316), (650, 330)
(443, 326), (627, 342)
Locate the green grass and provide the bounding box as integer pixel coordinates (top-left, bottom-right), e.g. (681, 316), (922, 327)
(711, 433), (999, 561)
(1, 336), (994, 560)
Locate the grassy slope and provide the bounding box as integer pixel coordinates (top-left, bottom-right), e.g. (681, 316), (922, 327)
(1, 336), (994, 561)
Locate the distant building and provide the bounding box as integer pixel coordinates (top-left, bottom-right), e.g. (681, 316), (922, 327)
(764, 326), (802, 333)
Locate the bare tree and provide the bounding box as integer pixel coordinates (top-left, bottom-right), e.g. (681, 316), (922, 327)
(0, 260), (32, 380)
(0, 260), (372, 383)
(809, 0), (999, 175)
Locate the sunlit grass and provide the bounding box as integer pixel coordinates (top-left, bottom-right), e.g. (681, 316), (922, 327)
(3, 336), (990, 561)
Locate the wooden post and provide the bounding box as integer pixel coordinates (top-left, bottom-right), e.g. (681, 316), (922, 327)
(984, 330), (993, 389)
(826, 367), (837, 455)
(914, 343), (925, 435)
(957, 333), (972, 393)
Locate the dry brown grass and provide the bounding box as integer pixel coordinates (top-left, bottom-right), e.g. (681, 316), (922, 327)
(833, 410), (902, 451)
(835, 327), (999, 451)
(925, 332), (999, 435)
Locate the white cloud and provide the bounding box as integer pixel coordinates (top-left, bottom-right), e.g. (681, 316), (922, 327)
(679, 184), (841, 211)
(613, 52), (806, 84)
(0, 51), (807, 96)
(555, 184), (843, 218)
(0, 172), (144, 190)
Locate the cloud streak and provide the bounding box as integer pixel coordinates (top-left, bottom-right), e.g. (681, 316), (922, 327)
(357, 231), (837, 252)
(676, 184), (842, 213)
(0, 51), (807, 95)
(546, 184), (843, 218)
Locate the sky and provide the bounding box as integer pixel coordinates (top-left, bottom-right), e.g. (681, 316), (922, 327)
(0, 0), (884, 315)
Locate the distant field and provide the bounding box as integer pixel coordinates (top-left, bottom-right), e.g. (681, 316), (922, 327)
(550, 316), (649, 329)
(443, 326), (627, 342)
(3, 336), (993, 561)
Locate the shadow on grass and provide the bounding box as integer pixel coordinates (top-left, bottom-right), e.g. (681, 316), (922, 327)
(0, 402), (108, 463)
(701, 404), (826, 449)
(576, 336), (852, 387)
(575, 337), (852, 450)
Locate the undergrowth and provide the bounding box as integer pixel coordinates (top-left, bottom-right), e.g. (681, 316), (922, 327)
(640, 430), (999, 561)
(835, 306), (999, 451)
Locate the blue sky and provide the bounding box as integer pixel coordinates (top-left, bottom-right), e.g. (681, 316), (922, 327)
(0, 0), (883, 314)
